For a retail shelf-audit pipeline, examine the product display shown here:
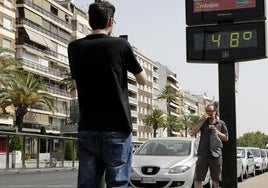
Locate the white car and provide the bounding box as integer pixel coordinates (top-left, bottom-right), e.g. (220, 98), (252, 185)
(129, 137), (210, 188)
(237, 147), (255, 179)
(260, 149), (268, 172)
(237, 157), (243, 182)
(247, 147), (266, 174)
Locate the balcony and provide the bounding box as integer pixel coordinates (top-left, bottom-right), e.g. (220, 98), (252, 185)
(21, 58), (64, 79)
(16, 0), (73, 30)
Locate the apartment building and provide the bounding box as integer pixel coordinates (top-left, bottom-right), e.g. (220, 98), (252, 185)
(15, 0), (75, 136)
(133, 49), (155, 141)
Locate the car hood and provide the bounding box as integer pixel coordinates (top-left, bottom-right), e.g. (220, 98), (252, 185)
(132, 155), (196, 168)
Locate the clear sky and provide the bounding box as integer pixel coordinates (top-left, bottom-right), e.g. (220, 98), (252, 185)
(73, 0), (268, 137)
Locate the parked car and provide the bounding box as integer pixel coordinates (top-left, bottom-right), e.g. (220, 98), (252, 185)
(260, 149), (268, 172)
(236, 147), (255, 179)
(129, 137), (210, 188)
(247, 147), (266, 174)
(237, 157), (243, 182)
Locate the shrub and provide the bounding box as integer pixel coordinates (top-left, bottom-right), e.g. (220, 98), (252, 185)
(9, 135), (22, 152)
(64, 140), (77, 160)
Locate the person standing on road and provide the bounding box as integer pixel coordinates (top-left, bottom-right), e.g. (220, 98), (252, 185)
(68, 1), (147, 188)
(192, 104), (229, 188)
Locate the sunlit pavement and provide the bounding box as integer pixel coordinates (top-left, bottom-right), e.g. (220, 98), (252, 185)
(238, 172), (268, 188)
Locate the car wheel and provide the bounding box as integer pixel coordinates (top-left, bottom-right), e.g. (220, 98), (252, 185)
(251, 168), (255, 177)
(238, 171), (243, 182)
(243, 168), (248, 179)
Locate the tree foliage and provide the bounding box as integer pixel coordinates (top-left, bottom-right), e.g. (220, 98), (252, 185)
(0, 48), (58, 132)
(164, 115), (181, 137)
(64, 140), (77, 160)
(237, 131), (268, 148)
(0, 48), (22, 114)
(143, 108), (166, 137)
(0, 72), (57, 132)
(157, 85), (183, 136)
(178, 115), (200, 137)
(9, 135), (23, 152)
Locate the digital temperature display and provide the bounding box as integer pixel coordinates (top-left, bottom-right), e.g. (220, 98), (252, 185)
(186, 21), (266, 62)
(194, 30), (257, 50)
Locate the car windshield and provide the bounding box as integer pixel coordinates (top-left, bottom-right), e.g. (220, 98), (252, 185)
(135, 140), (192, 156)
(251, 148), (261, 157)
(237, 148), (245, 158)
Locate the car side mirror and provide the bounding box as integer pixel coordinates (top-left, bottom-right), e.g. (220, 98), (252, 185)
(248, 154), (254, 158)
(237, 153), (243, 158)
(194, 149), (198, 156)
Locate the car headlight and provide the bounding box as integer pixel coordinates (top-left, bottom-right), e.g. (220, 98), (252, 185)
(169, 166), (190, 174)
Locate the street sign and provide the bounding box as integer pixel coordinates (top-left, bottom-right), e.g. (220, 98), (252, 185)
(186, 0), (265, 26)
(186, 21), (266, 62)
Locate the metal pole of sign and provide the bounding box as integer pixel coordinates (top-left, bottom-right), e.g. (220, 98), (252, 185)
(218, 62), (237, 188)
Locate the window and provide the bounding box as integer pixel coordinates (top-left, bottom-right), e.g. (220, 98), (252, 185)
(50, 6), (58, 16)
(3, 17), (12, 30)
(2, 39), (11, 49)
(4, 0), (12, 8)
(78, 23), (83, 33)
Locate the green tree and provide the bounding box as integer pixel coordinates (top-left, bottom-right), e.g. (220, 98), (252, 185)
(157, 84), (182, 136)
(0, 48), (22, 114)
(9, 135), (23, 152)
(178, 115), (200, 137)
(64, 140), (77, 160)
(0, 48), (21, 84)
(143, 108), (165, 137)
(0, 72), (56, 132)
(163, 115), (180, 137)
(60, 71), (76, 92)
(237, 131), (268, 148)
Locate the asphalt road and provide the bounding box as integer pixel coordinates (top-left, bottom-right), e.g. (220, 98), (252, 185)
(0, 168), (267, 188)
(0, 168), (78, 188)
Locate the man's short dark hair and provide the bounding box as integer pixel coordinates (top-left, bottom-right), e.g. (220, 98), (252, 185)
(88, 1), (115, 30)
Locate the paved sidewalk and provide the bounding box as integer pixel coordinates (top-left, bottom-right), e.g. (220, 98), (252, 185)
(238, 172), (268, 188)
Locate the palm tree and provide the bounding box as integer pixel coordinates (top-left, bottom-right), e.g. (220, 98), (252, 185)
(0, 48), (22, 115)
(60, 71), (76, 92)
(0, 72), (56, 132)
(157, 84), (182, 135)
(0, 48), (22, 85)
(164, 115), (181, 137)
(143, 108), (166, 137)
(179, 115), (200, 137)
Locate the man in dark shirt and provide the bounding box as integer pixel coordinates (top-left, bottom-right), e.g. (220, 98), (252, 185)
(68, 1), (147, 187)
(192, 104), (229, 188)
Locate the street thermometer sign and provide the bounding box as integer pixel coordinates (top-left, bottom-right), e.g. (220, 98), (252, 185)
(185, 0), (266, 63)
(185, 1), (266, 187)
(186, 21), (266, 62)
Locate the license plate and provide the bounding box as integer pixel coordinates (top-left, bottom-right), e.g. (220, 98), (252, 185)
(140, 177), (156, 184)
